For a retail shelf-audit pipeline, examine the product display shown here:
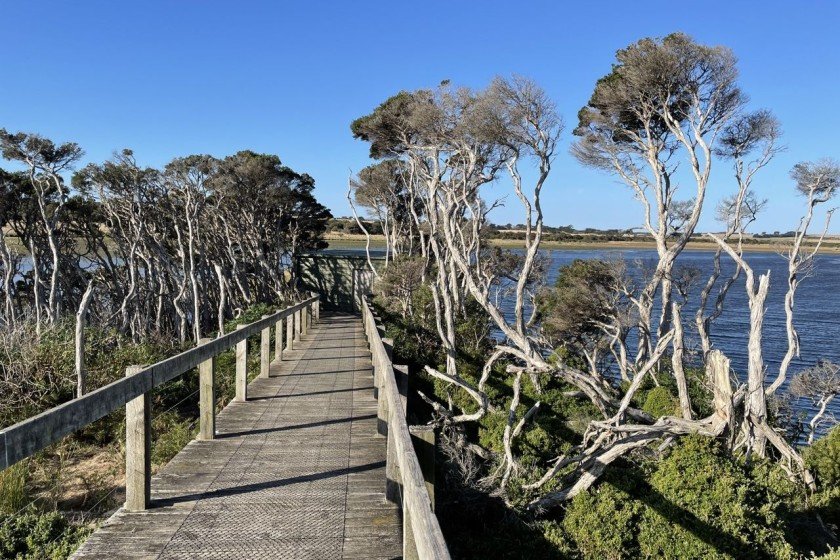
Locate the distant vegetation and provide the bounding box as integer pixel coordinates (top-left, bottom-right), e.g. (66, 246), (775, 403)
(326, 218), (840, 249)
(0, 134), (331, 557)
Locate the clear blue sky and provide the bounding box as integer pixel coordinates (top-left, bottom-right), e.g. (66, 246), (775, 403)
(1, 1), (838, 232)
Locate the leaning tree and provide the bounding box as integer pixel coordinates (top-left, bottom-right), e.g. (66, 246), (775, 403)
(352, 34), (836, 511)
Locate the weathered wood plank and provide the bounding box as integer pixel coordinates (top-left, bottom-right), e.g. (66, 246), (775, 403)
(124, 365), (150, 511)
(71, 312), (401, 560)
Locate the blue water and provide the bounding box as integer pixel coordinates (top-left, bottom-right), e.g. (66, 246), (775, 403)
(327, 247), (840, 433)
(517, 248), (840, 430)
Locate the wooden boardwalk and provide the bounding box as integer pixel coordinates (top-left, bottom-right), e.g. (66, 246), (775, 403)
(72, 313), (402, 560)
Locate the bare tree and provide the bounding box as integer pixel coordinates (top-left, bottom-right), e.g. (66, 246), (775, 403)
(695, 111), (779, 360)
(791, 360), (840, 445)
(74, 277), (95, 397)
(707, 158), (838, 460)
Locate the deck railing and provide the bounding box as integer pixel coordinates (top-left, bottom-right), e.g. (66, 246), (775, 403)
(361, 295), (451, 560)
(0, 294), (320, 511)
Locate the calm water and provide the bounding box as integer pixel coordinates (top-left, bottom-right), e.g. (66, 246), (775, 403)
(516, 248), (840, 429)
(328, 246), (840, 433)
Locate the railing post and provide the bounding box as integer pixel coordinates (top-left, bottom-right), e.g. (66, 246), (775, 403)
(314, 297), (320, 322)
(404, 506), (418, 560)
(302, 305), (309, 335)
(125, 365), (150, 511)
(260, 315), (271, 379)
(198, 338), (216, 441)
(286, 312), (294, 351)
(274, 317), (283, 361)
(368, 313), (379, 399)
(295, 308), (302, 342)
(235, 324), (248, 402)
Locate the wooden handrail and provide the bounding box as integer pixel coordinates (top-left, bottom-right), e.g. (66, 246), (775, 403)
(0, 295), (319, 471)
(361, 296), (450, 560)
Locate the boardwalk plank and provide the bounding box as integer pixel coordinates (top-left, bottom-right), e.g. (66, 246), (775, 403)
(72, 313), (401, 560)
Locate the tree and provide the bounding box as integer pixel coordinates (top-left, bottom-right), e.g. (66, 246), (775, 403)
(0, 130), (83, 330)
(350, 160), (415, 265)
(2, 134), (330, 367)
(791, 361), (840, 445)
(572, 33), (745, 364)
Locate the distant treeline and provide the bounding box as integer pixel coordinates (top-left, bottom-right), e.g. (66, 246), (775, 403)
(326, 217), (817, 244)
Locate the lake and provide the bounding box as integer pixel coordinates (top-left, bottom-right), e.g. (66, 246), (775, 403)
(332, 246), (840, 434)
(515, 248), (840, 432)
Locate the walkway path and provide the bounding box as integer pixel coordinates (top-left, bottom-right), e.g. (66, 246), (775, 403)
(72, 313), (401, 559)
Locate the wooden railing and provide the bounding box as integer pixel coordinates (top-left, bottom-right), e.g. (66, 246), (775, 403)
(361, 295), (451, 560)
(0, 294), (320, 511)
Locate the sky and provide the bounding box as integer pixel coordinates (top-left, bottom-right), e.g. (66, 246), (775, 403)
(1, 0), (838, 233)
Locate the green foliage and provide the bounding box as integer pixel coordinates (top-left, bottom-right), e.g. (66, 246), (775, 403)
(640, 386), (679, 417)
(0, 461), (28, 514)
(224, 303), (277, 331)
(0, 505), (90, 559)
(564, 482), (642, 559)
(350, 91), (419, 159)
(563, 437), (800, 560)
(0, 319), (180, 450)
(152, 412), (197, 467)
(806, 425), (840, 487)
(537, 259), (618, 348)
(638, 436), (796, 559)
(631, 365), (712, 420)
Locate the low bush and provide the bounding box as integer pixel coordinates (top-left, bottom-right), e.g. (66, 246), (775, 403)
(640, 385), (680, 417)
(806, 425), (840, 487)
(0, 505), (90, 560)
(562, 436), (801, 560)
(152, 411), (197, 468)
(564, 482), (642, 559)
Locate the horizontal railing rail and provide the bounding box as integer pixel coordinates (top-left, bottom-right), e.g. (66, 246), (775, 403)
(0, 295), (319, 477)
(361, 295), (450, 560)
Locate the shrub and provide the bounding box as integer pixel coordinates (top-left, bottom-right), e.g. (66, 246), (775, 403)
(152, 411), (197, 468)
(639, 436), (796, 560)
(564, 482), (642, 560)
(0, 505), (90, 559)
(640, 386), (680, 417)
(564, 437), (798, 560)
(805, 425), (840, 487)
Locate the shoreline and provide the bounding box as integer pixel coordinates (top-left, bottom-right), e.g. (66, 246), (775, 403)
(325, 235), (840, 254)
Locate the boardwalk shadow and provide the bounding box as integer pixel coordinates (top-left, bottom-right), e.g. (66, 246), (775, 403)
(249, 386), (373, 400)
(217, 413), (376, 438)
(155, 460), (386, 506)
(280, 368), (366, 377)
(292, 355), (370, 361)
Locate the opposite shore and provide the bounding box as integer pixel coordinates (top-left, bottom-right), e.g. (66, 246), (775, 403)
(325, 233), (840, 254)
